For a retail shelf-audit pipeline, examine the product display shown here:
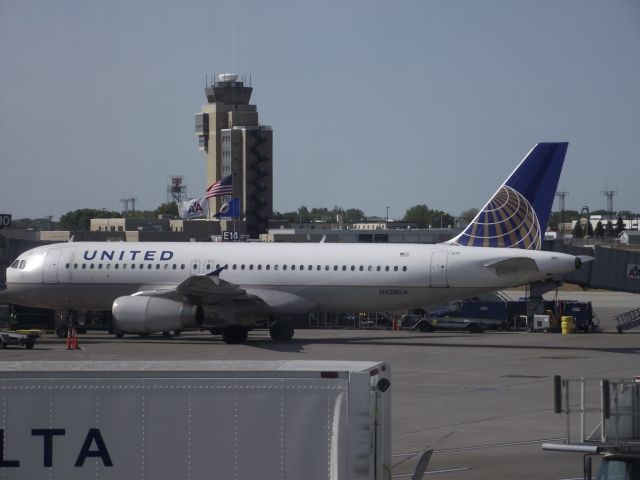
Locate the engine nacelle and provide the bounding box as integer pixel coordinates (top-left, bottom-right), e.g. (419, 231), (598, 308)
(112, 296), (204, 333)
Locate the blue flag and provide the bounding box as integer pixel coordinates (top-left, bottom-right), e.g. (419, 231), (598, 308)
(215, 197), (240, 219)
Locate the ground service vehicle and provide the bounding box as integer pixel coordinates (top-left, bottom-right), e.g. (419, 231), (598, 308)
(0, 330), (37, 349)
(0, 360), (391, 480)
(543, 375), (640, 480)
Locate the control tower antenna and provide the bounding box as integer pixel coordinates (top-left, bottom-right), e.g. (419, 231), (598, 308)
(120, 197), (137, 217)
(167, 176), (188, 204)
(601, 190), (617, 217)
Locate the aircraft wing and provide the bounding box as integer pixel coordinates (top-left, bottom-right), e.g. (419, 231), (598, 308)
(133, 273), (268, 308)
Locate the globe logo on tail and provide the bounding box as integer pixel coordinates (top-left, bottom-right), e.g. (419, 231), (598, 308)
(453, 186), (542, 249)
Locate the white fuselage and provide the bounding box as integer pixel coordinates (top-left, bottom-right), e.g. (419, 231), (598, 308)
(3, 241), (578, 314)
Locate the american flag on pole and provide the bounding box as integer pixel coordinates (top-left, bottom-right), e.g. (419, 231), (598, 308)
(205, 175), (233, 198)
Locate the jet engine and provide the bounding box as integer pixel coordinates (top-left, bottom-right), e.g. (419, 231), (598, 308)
(112, 296), (204, 333)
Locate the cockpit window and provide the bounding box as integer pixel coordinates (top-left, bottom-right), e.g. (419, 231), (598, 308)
(10, 260), (19, 268)
(19, 260), (26, 269)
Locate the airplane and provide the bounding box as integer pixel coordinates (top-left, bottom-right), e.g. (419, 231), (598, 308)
(1, 142), (586, 344)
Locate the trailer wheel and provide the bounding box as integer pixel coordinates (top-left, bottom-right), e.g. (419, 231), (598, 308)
(466, 323), (483, 333)
(24, 341), (34, 350)
(418, 322), (434, 332)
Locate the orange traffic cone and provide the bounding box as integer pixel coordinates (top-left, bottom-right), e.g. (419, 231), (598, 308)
(66, 327), (73, 349)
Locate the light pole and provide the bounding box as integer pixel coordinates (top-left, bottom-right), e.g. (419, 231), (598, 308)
(386, 206), (389, 223)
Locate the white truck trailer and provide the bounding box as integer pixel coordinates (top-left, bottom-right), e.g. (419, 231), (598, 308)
(0, 360), (391, 480)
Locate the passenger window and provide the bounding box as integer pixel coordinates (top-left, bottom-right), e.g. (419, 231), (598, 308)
(90, 264), (95, 269)
(216, 264), (221, 269)
(258, 265), (262, 270)
(147, 264), (152, 269)
(342, 266), (346, 271)
(249, 265), (254, 270)
(65, 263), (70, 269)
(115, 264), (119, 270)
(156, 264), (160, 269)
(368, 266), (372, 272)
(351, 266), (355, 271)
(359, 266), (364, 271)
(274, 265), (279, 271)
(123, 264), (127, 270)
(403, 266), (407, 272)
(325, 265), (330, 271)
(74, 263), (78, 269)
(164, 264), (169, 270)
(333, 266), (338, 271)
(266, 265), (270, 270)
(376, 266), (381, 272)
(82, 263), (86, 269)
(316, 265), (321, 271)
(180, 264), (185, 270)
(98, 264), (103, 269)
(394, 266), (398, 271)
(206, 263), (211, 270)
(241, 264), (245, 270)
(233, 264), (237, 270)
(131, 264), (136, 270)
(385, 266), (389, 272)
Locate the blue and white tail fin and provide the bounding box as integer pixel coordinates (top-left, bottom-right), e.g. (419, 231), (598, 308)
(446, 142), (568, 250)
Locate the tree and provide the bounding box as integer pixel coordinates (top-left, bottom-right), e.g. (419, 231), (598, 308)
(615, 215), (625, 236)
(548, 210), (580, 230)
(458, 208), (479, 226)
(426, 209), (454, 228)
(572, 221), (582, 239)
(403, 204), (430, 227)
(154, 202), (178, 217)
(606, 220), (614, 239)
(344, 208), (365, 223)
(59, 209), (121, 231)
(594, 220), (604, 238)
(297, 206), (311, 223)
(587, 220), (594, 237)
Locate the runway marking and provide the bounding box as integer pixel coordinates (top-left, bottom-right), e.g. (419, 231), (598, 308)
(392, 467), (470, 477)
(392, 437), (565, 457)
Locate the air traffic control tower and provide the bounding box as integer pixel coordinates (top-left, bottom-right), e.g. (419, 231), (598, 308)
(195, 73), (273, 237)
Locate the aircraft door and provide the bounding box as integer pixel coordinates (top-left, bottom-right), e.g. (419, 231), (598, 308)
(430, 251), (448, 287)
(43, 249), (62, 283)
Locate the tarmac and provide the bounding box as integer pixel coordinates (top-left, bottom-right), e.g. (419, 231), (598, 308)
(2, 290), (639, 479)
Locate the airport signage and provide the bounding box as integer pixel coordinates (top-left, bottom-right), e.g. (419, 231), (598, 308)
(222, 230), (240, 242)
(627, 264), (640, 280)
(0, 214), (11, 228)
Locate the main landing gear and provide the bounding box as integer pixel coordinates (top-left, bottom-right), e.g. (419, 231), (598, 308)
(222, 325), (248, 344)
(269, 321), (294, 342)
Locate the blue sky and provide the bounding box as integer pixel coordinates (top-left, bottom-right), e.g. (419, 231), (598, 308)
(1, 0), (638, 220)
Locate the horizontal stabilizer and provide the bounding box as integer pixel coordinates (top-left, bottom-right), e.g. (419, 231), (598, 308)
(484, 256), (539, 274)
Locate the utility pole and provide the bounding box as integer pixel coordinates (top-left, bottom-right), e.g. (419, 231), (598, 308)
(555, 191), (568, 227)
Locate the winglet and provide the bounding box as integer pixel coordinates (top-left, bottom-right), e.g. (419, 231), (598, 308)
(207, 266), (227, 277)
(447, 143), (568, 250)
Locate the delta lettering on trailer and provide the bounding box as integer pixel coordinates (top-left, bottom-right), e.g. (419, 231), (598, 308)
(628, 264), (640, 280)
(0, 428), (113, 468)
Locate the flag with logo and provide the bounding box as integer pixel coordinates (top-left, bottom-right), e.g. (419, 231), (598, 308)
(178, 196), (209, 219)
(215, 197), (240, 219)
(205, 175), (233, 198)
